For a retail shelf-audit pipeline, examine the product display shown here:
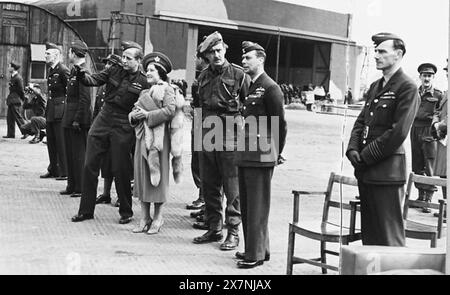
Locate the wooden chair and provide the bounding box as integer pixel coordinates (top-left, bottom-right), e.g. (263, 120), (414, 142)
(403, 173), (447, 248)
(286, 172), (361, 275)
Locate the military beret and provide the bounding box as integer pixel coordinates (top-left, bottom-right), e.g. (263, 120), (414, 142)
(45, 42), (60, 51)
(199, 31), (223, 54)
(70, 40), (88, 57)
(121, 41), (143, 51)
(101, 54), (122, 65)
(10, 61), (20, 70)
(418, 63), (437, 74)
(242, 41), (265, 54)
(371, 32), (403, 46)
(142, 52), (173, 74)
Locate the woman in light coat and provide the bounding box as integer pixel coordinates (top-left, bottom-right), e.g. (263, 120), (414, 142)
(129, 52), (176, 234)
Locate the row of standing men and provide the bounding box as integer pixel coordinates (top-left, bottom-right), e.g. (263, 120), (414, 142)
(6, 32), (288, 269)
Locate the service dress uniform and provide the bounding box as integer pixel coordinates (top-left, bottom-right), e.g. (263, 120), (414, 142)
(62, 50), (92, 195)
(347, 34), (420, 246)
(237, 42), (287, 263)
(410, 63), (442, 202)
(45, 52), (70, 177)
(193, 32), (250, 248)
(75, 42), (149, 220)
(5, 63), (26, 138)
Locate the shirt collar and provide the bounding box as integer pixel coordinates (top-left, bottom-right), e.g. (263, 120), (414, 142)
(251, 72), (263, 83)
(419, 85), (435, 96)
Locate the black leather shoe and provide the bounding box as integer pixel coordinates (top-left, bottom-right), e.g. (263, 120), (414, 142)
(71, 213), (94, 222)
(237, 260), (264, 269)
(70, 193), (82, 198)
(40, 172), (56, 179)
(2, 135), (14, 139)
(220, 233), (239, 251)
(186, 199), (205, 210)
(96, 194), (111, 204)
(60, 189), (74, 195)
(190, 209), (204, 218)
(55, 176), (68, 181)
(193, 230), (223, 244)
(192, 222), (209, 230)
(235, 251), (270, 261)
(119, 216), (133, 224)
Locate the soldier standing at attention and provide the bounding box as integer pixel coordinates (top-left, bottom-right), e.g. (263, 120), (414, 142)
(71, 41), (149, 224)
(40, 43), (70, 181)
(3, 62), (26, 139)
(60, 41), (92, 198)
(410, 63), (442, 212)
(192, 31), (250, 251)
(346, 33), (420, 246)
(235, 41), (287, 269)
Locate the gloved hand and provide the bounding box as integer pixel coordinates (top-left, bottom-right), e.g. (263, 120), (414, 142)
(73, 64), (86, 79)
(347, 150), (365, 169)
(72, 121), (81, 131)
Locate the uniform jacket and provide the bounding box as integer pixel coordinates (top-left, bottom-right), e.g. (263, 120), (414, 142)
(347, 68), (420, 184)
(23, 92), (46, 117)
(414, 86), (443, 127)
(93, 85), (106, 119)
(238, 72), (287, 167)
(46, 62), (70, 122)
(7, 73), (25, 106)
(197, 60), (250, 150)
(197, 60), (249, 115)
(78, 63), (149, 115)
(62, 62), (92, 128)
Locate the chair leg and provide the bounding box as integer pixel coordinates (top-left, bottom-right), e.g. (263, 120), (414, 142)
(431, 234), (437, 248)
(286, 227), (296, 275)
(320, 241), (327, 274)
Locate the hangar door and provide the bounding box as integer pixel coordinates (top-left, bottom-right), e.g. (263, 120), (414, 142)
(0, 3), (30, 117)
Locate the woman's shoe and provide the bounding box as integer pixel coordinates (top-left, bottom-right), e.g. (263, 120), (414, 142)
(132, 219), (152, 233)
(146, 219), (164, 235)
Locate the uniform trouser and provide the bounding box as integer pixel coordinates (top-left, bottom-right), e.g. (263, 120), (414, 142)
(191, 130), (203, 200)
(201, 150), (241, 234)
(239, 166), (273, 261)
(6, 104), (25, 137)
(411, 126), (437, 193)
(358, 182), (405, 246)
(46, 121), (67, 177)
(78, 110), (134, 218)
(64, 127), (88, 193)
(21, 117), (46, 136)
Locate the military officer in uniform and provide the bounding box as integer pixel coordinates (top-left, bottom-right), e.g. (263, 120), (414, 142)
(60, 41), (92, 198)
(3, 62), (26, 139)
(94, 53), (122, 206)
(410, 63), (442, 212)
(21, 84), (47, 144)
(71, 41), (149, 224)
(192, 31), (250, 250)
(431, 60), (448, 219)
(346, 33), (420, 246)
(235, 41), (287, 268)
(40, 43), (70, 180)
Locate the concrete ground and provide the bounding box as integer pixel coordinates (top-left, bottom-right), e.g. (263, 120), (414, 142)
(0, 109), (446, 275)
